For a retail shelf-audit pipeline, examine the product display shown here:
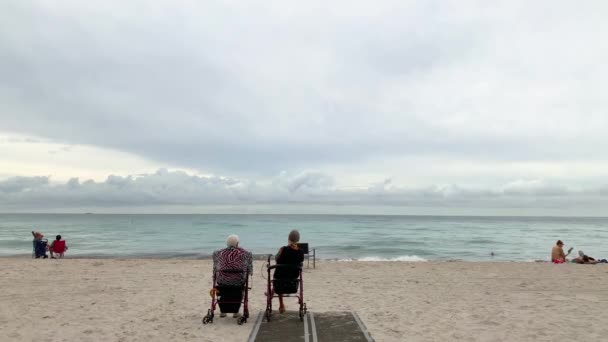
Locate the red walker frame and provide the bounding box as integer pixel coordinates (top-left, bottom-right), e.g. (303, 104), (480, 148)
(264, 254), (307, 322)
(202, 269), (250, 325)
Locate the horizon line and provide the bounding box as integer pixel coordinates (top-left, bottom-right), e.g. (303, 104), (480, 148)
(1, 212), (607, 219)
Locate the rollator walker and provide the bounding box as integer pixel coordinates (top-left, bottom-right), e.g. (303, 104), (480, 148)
(203, 268), (250, 325)
(264, 254), (306, 322)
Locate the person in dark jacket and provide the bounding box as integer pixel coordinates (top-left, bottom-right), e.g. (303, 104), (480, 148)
(31, 231), (48, 259)
(273, 229), (304, 313)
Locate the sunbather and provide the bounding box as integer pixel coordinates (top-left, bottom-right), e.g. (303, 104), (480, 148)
(573, 250), (608, 264)
(273, 229), (304, 313)
(551, 240), (572, 263)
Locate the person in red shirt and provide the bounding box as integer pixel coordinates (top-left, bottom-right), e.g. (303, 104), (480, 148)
(50, 235), (68, 259)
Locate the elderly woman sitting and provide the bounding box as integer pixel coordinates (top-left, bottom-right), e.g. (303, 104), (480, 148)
(212, 234), (253, 318)
(273, 229), (305, 313)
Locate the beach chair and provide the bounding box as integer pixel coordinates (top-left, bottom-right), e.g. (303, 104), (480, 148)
(50, 240), (67, 258)
(32, 239), (48, 259)
(297, 243), (316, 269)
(203, 268), (250, 325)
(265, 254), (307, 322)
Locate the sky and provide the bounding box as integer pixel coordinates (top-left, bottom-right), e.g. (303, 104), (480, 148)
(1, 1), (607, 215)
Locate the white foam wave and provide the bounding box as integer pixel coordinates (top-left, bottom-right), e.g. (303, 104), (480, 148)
(339, 255), (427, 262)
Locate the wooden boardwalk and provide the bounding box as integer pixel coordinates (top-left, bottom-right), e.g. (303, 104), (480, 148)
(248, 311), (375, 342)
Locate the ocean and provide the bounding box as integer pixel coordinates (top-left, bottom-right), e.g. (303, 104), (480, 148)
(1, 214), (606, 261)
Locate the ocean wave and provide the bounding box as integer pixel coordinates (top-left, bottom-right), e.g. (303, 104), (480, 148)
(467, 239), (496, 245)
(339, 255), (427, 262)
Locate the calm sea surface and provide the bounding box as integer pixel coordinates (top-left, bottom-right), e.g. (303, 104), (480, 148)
(1, 214), (607, 261)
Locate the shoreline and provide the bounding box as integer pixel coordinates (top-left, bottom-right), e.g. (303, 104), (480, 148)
(0, 254), (552, 262)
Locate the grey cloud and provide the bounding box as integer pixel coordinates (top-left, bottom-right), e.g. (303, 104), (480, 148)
(1, 1), (607, 177)
(0, 169), (606, 211)
(279, 171), (334, 194)
(0, 176), (49, 193)
(500, 180), (571, 196)
(0, 137), (43, 144)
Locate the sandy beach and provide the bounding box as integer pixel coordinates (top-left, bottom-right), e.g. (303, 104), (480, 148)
(1, 259), (607, 342)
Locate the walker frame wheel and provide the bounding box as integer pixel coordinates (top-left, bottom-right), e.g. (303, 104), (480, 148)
(202, 309), (214, 324)
(265, 307), (272, 322)
(237, 316), (247, 325)
(298, 303), (307, 321)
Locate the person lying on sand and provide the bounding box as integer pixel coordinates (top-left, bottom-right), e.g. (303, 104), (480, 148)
(573, 250), (608, 264)
(551, 240), (573, 263)
(573, 255), (597, 264)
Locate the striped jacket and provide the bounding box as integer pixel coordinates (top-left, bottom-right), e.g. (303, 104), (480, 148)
(212, 247), (253, 286)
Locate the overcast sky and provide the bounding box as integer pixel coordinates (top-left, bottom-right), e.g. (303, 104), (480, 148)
(1, 1), (607, 214)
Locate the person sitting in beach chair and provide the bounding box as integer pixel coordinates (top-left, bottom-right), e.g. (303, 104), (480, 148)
(273, 230), (305, 314)
(551, 240), (572, 263)
(49, 235), (68, 259)
(212, 234), (253, 318)
(31, 231), (48, 259)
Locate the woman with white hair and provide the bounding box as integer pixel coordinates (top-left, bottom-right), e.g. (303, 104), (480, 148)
(212, 234), (253, 318)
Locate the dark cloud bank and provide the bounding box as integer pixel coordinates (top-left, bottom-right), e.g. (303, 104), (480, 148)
(1, 169), (606, 213)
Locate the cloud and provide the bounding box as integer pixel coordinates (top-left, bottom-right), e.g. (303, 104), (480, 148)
(1, 169), (606, 212)
(0, 176), (49, 193)
(1, 1), (608, 216)
(0, 1), (607, 178)
(275, 171), (334, 194)
(500, 180), (571, 196)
